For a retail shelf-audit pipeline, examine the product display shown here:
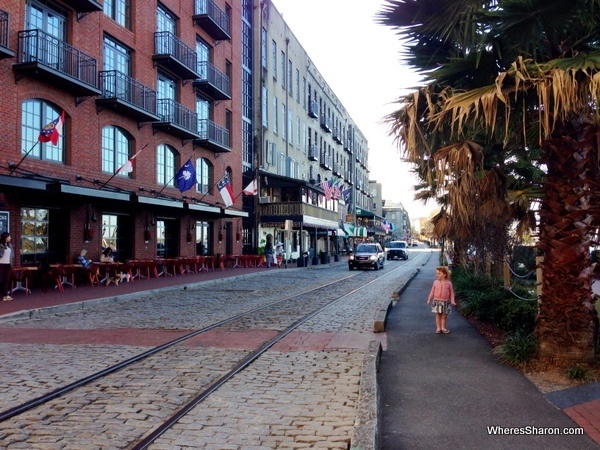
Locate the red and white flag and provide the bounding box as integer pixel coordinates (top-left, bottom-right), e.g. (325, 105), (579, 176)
(38, 111), (65, 146)
(243, 178), (257, 196)
(116, 145), (146, 175)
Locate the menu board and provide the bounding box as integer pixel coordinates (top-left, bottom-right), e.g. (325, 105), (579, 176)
(0, 211), (8, 235)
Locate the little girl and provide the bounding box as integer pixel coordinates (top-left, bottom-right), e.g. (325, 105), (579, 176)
(427, 266), (456, 334)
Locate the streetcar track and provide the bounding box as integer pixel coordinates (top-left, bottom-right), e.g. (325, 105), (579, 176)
(0, 259), (419, 448)
(0, 270), (363, 424)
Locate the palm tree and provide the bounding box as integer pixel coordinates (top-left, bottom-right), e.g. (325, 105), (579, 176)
(379, 0), (600, 363)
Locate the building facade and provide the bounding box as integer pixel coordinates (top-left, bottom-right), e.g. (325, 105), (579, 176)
(0, 0), (248, 266)
(0, 0), (372, 267)
(252, 0), (371, 260)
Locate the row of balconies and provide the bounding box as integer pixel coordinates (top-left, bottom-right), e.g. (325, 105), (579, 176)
(3, 3), (231, 151)
(307, 142), (363, 186)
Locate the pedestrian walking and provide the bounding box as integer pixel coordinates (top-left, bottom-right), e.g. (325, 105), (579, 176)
(264, 240), (274, 268)
(427, 266), (456, 334)
(0, 232), (14, 301)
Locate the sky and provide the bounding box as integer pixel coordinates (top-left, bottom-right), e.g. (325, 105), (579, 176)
(271, 0), (439, 220)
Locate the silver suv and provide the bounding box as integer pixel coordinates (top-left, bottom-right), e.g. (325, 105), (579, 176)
(349, 243), (385, 270)
(387, 241), (409, 260)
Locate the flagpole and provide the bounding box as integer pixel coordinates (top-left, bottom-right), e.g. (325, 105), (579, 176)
(99, 143), (147, 189)
(9, 141), (40, 175)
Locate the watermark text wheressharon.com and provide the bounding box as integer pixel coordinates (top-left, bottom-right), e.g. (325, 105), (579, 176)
(487, 425), (584, 435)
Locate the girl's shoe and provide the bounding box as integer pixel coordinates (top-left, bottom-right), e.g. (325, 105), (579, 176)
(2, 295), (12, 301)
(442, 329), (450, 334)
(435, 329), (442, 334)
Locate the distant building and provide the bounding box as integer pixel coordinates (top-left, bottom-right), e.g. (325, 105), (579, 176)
(383, 201), (411, 241)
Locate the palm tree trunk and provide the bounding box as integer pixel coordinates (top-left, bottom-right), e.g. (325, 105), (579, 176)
(536, 121), (600, 363)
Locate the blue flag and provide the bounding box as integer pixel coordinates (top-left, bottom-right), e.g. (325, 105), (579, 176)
(175, 159), (196, 193)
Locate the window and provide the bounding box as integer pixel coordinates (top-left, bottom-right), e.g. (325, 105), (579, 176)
(280, 51), (285, 88)
(296, 117), (301, 148)
(296, 69), (300, 103)
(288, 109), (293, 145)
(103, 36), (130, 73)
(157, 72), (177, 120)
(196, 37), (210, 78)
(20, 207), (49, 265)
(196, 95), (210, 137)
(102, 126), (132, 175)
(288, 60), (293, 96)
(273, 96), (278, 134)
(156, 144), (176, 186)
(104, 0), (130, 29)
(21, 100), (65, 163)
(157, 4), (176, 34)
(281, 105), (286, 141)
(102, 214), (118, 252)
(261, 28), (267, 69)
(26, 1), (66, 40)
(272, 40), (277, 78)
(261, 87), (268, 127)
(195, 221), (210, 255)
(196, 157), (211, 193)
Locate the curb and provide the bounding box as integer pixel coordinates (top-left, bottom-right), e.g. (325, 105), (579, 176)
(374, 268), (420, 333)
(350, 340), (382, 450)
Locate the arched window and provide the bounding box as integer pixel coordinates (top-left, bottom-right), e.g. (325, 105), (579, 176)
(102, 126), (132, 175)
(21, 99), (65, 163)
(156, 144), (176, 186)
(195, 157), (212, 194)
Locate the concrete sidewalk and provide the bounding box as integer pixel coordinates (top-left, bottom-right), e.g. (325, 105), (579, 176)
(378, 255), (599, 449)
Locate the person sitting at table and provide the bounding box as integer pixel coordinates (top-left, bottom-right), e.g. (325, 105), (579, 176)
(100, 247), (115, 263)
(77, 248), (92, 268)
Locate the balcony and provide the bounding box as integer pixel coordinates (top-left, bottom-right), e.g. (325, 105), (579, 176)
(0, 10), (14, 59)
(96, 71), (159, 122)
(333, 162), (342, 177)
(62, 0), (102, 13)
(153, 32), (199, 80)
(260, 201), (339, 226)
(308, 100), (319, 119)
(193, 61), (230, 100)
(13, 29), (100, 97)
(193, 0), (231, 41)
(345, 170), (354, 185)
(195, 119), (230, 153)
(308, 144), (318, 161)
(320, 114), (332, 133)
(153, 99), (199, 140)
(333, 126), (343, 144)
(320, 153), (332, 171)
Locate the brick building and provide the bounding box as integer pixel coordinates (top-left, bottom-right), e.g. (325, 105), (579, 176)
(0, 0), (247, 265)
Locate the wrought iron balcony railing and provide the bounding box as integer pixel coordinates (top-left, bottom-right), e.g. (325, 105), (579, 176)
(193, 0), (231, 41)
(154, 99), (199, 139)
(14, 29), (99, 95)
(97, 71), (159, 122)
(196, 119), (230, 153)
(153, 31), (199, 80)
(193, 61), (231, 100)
(0, 9), (13, 59)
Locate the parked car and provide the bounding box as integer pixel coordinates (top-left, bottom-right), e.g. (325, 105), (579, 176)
(387, 240), (409, 260)
(348, 243), (385, 270)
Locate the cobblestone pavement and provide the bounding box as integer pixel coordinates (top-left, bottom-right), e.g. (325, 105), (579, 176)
(0, 252), (429, 449)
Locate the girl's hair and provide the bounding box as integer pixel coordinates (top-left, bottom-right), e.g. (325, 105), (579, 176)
(103, 247), (113, 256)
(0, 232), (9, 245)
(436, 266), (451, 279)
